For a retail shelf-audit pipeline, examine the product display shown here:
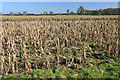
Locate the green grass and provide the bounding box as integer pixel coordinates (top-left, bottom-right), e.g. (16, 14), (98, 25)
(2, 58), (120, 79)
(2, 40), (120, 79)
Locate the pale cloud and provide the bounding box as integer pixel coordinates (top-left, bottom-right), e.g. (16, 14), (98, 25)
(1, 0), (120, 2)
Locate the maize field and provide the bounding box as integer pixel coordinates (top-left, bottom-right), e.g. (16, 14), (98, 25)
(1, 15), (120, 78)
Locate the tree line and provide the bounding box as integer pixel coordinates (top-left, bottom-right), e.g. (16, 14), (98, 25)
(0, 6), (119, 15)
(76, 6), (119, 15)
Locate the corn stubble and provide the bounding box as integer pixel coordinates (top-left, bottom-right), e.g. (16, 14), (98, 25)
(1, 17), (119, 75)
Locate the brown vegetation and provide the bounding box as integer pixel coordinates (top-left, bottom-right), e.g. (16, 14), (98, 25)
(1, 16), (119, 75)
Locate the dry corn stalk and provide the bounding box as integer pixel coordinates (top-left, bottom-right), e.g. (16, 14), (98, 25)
(8, 53), (11, 68)
(1, 16), (118, 74)
(11, 62), (15, 74)
(1, 49), (5, 75)
(116, 38), (119, 57)
(83, 43), (87, 60)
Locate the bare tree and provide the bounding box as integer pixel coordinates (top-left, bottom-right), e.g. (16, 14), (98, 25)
(10, 12), (14, 15)
(23, 11), (27, 15)
(77, 6), (85, 15)
(0, 12), (2, 15)
(67, 9), (70, 14)
(18, 12), (21, 15)
(49, 11), (54, 15)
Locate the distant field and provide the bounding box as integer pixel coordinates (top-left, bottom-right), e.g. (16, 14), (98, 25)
(2, 15), (118, 20)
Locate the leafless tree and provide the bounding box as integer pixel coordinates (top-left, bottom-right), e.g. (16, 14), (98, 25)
(77, 6), (85, 15)
(10, 12), (14, 15)
(49, 11), (54, 15)
(23, 11), (27, 15)
(0, 12), (2, 15)
(67, 9), (70, 14)
(18, 12), (21, 15)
